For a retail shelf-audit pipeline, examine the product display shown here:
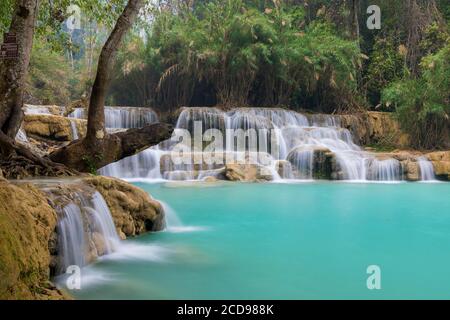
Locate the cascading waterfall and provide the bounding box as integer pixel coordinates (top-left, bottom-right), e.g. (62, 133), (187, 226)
(98, 107), (426, 182)
(69, 106), (159, 129)
(418, 157), (436, 181)
(368, 159), (402, 182)
(55, 191), (120, 273)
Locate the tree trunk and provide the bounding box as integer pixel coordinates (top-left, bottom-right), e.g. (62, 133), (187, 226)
(51, 0), (174, 173)
(49, 122), (174, 172)
(86, 0), (144, 142)
(0, 0), (39, 145)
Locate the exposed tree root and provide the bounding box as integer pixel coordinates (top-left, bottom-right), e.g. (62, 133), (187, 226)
(0, 132), (79, 179)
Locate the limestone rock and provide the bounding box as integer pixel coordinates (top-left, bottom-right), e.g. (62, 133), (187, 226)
(274, 160), (293, 179)
(403, 160), (420, 181)
(23, 114), (86, 141)
(427, 151), (450, 181)
(0, 180), (65, 300)
(339, 112), (410, 148)
(225, 163), (274, 182)
(202, 176), (219, 182)
(84, 176), (165, 237)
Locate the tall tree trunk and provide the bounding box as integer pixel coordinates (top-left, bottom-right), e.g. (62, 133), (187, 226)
(0, 0), (39, 145)
(51, 0), (174, 172)
(86, 0), (144, 142)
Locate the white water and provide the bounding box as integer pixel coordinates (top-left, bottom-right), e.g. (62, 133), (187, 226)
(418, 157), (436, 181)
(69, 119), (79, 140)
(160, 201), (206, 233)
(23, 104), (65, 115)
(16, 128), (28, 142)
(69, 106), (158, 129)
(100, 107), (406, 182)
(56, 191), (120, 273)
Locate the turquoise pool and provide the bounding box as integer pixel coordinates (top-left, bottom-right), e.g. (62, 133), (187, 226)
(69, 181), (450, 299)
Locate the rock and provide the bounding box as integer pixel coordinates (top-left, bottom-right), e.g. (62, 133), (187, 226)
(274, 160), (293, 179)
(403, 160), (420, 181)
(286, 146), (334, 179)
(339, 111), (410, 148)
(225, 163), (274, 182)
(84, 176), (165, 237)
(0, 180), (65, 300)
(427, 151), (450, 181)
(202, 176), (219, 182)
(23, 114), (86, 141)
(91, 232), (107, 257)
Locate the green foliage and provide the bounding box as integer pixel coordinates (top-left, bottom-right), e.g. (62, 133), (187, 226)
(82, 153), (103, 175)
(0, 0), (13, 34)
(111, 0), (360, 111)
(27, 37), (73, 105)
(364, 37), (407, 107)
(382, 43), (450, 149)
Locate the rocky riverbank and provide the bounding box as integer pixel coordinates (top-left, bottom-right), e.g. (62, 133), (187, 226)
(0, 176), (165, 300)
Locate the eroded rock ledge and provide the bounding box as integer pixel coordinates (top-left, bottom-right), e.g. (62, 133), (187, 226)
(0, 176), (165, 300)
(84, 176), (165, 239)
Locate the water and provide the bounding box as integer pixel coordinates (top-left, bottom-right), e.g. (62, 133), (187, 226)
(55, 191), (120, 273)
(100, 107), (407, 182)
(69, 119), (79, 140)
(16, 128), (28, 142)
(69, 106), (158, 129)
(68, 181), (450, 299)
(418, 157), (436, 181)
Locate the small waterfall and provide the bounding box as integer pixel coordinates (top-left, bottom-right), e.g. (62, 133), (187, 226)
(69, 119), (79, 140)
(16, 128), (28, 143)
(55, 191), (120, 274)
(418, 157), (436, 181)
(160, 201), (205, 233)
(57, 203), (86, 273)
(287, 148), (314, 180)
(98, 107), (408, 182)
(368, 159), (402, 181)
(69, 106), (158, 129)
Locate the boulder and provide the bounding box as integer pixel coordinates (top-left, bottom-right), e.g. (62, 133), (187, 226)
(403, 160), (420, 181)
(274, 160), (293, 179)
(84, 176), (165, 237)
(23, 114), (87, 141)
(225, 163), (274, 182)
(202, 176), (219, 182)
(427, 151), (450, 181)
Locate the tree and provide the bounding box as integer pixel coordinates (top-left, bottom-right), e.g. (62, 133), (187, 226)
(49, 0), (173, 172)
(0, 0), (38, 143)
(0, 0), (173, 177)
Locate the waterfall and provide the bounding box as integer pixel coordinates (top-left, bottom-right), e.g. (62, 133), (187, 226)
(368, 159), (402, 182)
(69, 106), (158, 129)
(99, 107), (435, 182)
(160, 201), (205, 233)
(418, 157), (436, 181)
(57, 203), (86, 273)
(55, 191), (120, 274)
(69, 119), (79, 140)
(16, 128), (28, 143)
